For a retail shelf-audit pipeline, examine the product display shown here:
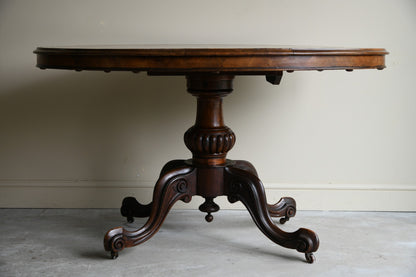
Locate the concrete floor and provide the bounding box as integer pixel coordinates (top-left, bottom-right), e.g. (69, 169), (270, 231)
(0, 209), (415, 277)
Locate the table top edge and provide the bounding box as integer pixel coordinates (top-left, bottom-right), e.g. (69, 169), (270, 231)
(34, 46), (389, 56)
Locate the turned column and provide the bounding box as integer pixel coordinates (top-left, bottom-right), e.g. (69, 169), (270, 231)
(184, 74), (235, 166)
(184, 74), (236, 221)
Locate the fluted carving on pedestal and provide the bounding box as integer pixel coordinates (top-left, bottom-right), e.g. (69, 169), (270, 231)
(184, 126), (235, 158)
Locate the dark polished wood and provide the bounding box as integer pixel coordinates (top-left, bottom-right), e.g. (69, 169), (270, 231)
(34, 45), (388, 263)
(104, 160), (197, 259)
(34, 45), (387, 74)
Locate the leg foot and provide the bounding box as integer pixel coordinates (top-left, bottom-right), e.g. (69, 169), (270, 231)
(225, 166), (319, 260)
(104, 161), (196, 258)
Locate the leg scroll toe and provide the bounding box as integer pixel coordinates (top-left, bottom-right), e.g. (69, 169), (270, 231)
(104, 227), (125, 259)
(268, 197), (297, 224)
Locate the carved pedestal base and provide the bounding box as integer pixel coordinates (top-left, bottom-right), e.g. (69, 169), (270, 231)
(104, 73), (319, 263)
(104, 160), (319, 263)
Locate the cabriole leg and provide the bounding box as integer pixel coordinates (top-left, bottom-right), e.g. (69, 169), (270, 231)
(104, 161), (196, 258)
(225, 166), (319, 263)
(233, 160), (297, 224)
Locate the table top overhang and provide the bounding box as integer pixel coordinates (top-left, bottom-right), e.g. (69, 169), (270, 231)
(34, 45), (388, 74)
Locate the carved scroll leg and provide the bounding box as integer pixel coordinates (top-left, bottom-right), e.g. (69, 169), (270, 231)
(234, 160), (297, 224)
(120, 160), (187, 223)
(104, 162), (196, 259)
(225, 166), (319, 263)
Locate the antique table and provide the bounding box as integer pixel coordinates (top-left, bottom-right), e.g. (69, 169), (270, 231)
(34, 45), (387, 263)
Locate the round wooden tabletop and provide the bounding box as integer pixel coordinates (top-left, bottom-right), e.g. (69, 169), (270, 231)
(34, 45), (388, 75)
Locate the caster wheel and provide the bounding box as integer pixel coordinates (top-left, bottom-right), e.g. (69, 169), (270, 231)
(279, 217), (289, 224)
(111, 251), (119, 259)
(305, 253), (315, 264)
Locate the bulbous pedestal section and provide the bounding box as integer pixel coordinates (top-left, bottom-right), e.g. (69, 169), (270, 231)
(184, 126), (235, 166)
